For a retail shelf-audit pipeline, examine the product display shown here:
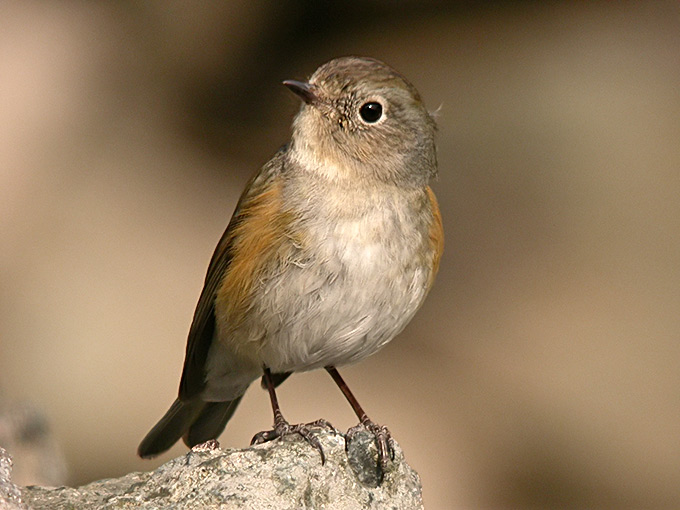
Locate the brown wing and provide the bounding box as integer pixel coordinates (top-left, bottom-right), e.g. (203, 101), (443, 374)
(178, 149), (286, 400)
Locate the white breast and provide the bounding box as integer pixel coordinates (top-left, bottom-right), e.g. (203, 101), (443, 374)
(202, 179), (434, 402)
(252, 184), (432, 373)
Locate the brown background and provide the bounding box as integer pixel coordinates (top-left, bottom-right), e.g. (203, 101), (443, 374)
(1, 1), (679, 508)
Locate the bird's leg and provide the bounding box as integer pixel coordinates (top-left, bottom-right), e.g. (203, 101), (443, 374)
(251, 367), (333, 464)
(325, 366), (395, 473)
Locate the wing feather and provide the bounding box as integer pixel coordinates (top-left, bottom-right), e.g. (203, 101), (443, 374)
(178, 149), (286, 399)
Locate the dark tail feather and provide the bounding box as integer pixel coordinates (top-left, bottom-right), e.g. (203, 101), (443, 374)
(138, 398), (243, 459)
(137, 399), (205, 459)
(183, 397), (242, 448)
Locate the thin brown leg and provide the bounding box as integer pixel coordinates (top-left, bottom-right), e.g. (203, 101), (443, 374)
(325, 366), (395, 473)
(326, 366), (369, 421)
(251, 367), (333, 464)
(262, 367), (286, 428)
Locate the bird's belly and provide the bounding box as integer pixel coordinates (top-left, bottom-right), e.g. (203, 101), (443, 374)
(251, 221), (431, 372)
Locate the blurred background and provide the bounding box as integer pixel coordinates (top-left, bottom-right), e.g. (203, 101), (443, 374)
(1, 1), (679, 508)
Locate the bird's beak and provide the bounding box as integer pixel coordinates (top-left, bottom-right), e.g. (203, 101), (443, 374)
(283, 80), (318, 105)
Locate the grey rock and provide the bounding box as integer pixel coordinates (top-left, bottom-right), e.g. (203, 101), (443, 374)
(18, 430), (424, 509)
(346, 429), (384, 487)
(1, 447), (28, 510)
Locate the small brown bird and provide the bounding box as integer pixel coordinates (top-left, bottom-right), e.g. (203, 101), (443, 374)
(138, 56), (443, 472)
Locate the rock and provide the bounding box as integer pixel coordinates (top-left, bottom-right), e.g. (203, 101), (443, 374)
(346, 429), (385, 487)
(0, 447), (28, 510)
(18, 430), (424, 509)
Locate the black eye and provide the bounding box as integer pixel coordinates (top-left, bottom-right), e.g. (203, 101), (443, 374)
(359, 102), (383, 123)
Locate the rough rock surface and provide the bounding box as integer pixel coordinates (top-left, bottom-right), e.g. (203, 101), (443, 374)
(1, 448), (26, 510)
(11, 430), (423, 509)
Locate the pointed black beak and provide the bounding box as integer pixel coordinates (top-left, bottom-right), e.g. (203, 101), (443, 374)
(283, 79), (317, 105)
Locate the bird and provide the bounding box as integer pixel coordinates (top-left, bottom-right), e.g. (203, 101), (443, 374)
(137, 56), (443, 473)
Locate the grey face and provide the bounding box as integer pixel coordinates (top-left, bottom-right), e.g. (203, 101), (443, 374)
(289, 57), (437, 185)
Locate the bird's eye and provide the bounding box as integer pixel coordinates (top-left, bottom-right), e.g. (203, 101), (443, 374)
(359, 102), (383, 123)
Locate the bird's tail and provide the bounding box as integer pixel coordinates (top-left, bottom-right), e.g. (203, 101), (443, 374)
(137, 397), (242, 459)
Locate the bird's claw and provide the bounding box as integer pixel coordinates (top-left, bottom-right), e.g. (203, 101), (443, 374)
(346, 419), (395, 473)
(251, 418), (335, 464)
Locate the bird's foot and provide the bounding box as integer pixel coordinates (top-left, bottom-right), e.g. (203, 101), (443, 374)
(346, 418), (395, 474)
(251, 415), (336, 464)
